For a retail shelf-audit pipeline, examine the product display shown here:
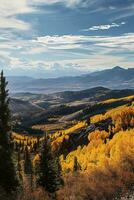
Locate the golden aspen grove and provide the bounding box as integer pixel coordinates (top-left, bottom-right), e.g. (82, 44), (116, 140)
(9, 94), (134, 200)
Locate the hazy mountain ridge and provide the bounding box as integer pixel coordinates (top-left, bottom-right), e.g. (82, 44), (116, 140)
(8, 66), (134, 93)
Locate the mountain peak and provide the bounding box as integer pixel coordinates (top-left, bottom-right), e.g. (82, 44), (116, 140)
(113, 66), (124, 70)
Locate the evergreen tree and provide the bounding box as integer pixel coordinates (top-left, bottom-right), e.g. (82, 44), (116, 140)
(24, 146), (33, 190)
(86, 117), (91, 126)
(37, 132), (63, 197)
(0, 70), (19, 193)
(24, 146), (33, 175)
(17, 150), (22, 180)
(73, 156), (81, 172)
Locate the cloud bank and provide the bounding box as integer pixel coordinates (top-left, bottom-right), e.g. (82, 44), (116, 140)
(0, 33), (134, 77)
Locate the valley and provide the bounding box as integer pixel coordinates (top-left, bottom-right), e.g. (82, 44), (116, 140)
(11, 86), (134, 134)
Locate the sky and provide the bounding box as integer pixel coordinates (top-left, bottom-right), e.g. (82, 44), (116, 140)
(0, 0), (134, 78)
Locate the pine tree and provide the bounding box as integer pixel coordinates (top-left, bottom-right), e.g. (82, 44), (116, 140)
(86, 117), (91, 126)
(17, 150), (22, 181)
(37, 132), (63, 198)
(24, 146), (33, 174)
(0, 70), (19, 193)
(73, 156), (81, 172)
(24, 146), (33, 190)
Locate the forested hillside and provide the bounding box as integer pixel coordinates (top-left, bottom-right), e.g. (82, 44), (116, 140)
(10, 95), (134, 200)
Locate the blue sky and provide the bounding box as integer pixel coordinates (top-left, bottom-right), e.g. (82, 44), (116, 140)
(0, 0), (134, 78)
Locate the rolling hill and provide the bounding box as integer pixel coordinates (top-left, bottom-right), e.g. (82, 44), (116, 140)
(10, 98), (44, 117)
(11, 87), (134, 133)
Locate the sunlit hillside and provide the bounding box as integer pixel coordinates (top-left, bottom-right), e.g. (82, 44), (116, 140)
(58, 98), (134, 199)
(10, 94), (134, 200)
(59, 129), (134, 199)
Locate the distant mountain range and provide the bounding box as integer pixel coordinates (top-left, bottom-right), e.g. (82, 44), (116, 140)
(8, 66), (134, 93)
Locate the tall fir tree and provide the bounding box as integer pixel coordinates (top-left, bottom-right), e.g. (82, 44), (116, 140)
(17, 150), (22, 181)
(24, 146), (33, 175)
(24, 146), (33, 190)
(73, 156), (81, 172)
(0, 71), (18, 193)
(37, 132), (63, 198)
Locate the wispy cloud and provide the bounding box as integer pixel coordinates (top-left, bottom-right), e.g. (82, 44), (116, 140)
(1, 33), (134, 56)
(0, 32), (134, 76)
(32, 0), (92, 8)
(0, 0), (85, 31)
(0, 0), (35, 31)
(33, 33), (134, 52)
(82, 22), (126, 31)
(32, 0), (134, 11)
(0, 18), (31, 31)
(0, 0), (133, 32)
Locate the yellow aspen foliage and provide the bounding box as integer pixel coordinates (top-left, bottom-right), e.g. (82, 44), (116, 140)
(33, 153), (40, 166)
(61, 129), (134, 178)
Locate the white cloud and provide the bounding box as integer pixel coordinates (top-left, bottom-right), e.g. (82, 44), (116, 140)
(32, 0), (88, 8)
(35, 35), (90, 50)
(0, 18), (30, 30)
(34, 33), (134, 52)
(82, 22), (126, 31)
(0, 0), (34, 30)
(0, 33), (134, 56)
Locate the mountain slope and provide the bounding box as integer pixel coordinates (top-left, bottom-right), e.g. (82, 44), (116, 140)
(10, 98), (44, 117)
